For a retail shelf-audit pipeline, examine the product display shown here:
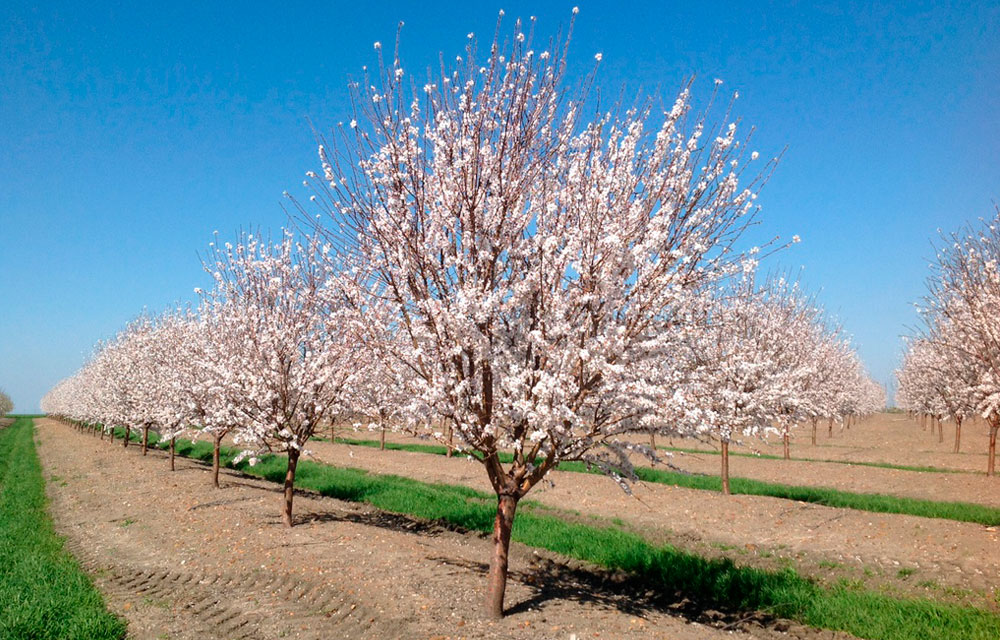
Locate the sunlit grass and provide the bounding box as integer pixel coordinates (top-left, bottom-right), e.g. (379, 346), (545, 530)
(0, 418), (125, 639)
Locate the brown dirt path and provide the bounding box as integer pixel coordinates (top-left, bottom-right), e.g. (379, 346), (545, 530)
(36, 417), (805, 640)
(302, 433), (1000, 606)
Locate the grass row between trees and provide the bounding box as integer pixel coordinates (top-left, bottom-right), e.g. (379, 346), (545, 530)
(87, 425), (1000, 640)
(318, 435), (1000, 526)
(0, 418), (125, 639)
(659, 444), (969, 474)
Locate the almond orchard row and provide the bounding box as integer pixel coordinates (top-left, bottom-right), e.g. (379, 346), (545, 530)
(896, 206), (1000, 476)
(41, 13), (882, 619)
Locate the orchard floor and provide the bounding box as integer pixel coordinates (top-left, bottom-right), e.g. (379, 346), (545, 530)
(34, 418), (836, 640)
(307, 414), (1000, 605)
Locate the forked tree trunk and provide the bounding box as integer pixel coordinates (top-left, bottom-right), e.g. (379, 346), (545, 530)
(953, 418), (962, 454)
(212, 435), (223, 489)
(169, 437), (176, 471)
(485, 493), (518, 619)
(721, 440), (731, 495)
(783, 432), (790, 460)
(142, 426), (149, 455)
(282, 448), (301, 527)
(811, 417), (818, 445)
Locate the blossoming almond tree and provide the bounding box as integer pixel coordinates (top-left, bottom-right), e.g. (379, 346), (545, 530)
(0, 389), (12, 416)
(303, 13), (778, 618)
(0, 389), (12, 419)
(910, 206), (1000, 475)
(198, 232), (359, 525)
(677, 278), (819, 491)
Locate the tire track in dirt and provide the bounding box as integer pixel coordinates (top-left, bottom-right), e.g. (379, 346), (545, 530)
(60, 535), (383, 639)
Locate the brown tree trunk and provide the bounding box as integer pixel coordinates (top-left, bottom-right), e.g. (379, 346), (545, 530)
(330, 422), (335, 443)
(380, 425), (386, 450)
(953, 418), (962, 454)
(650, 433), (657, 450)
(142, 426), (149, 455)
(170, 437), (176, 471)
(811, 418), (818, 445)
(783, 432), (790, 460)
(282, 448), (301, 527)
(123, 426), (130, 448)
(446, 423), (454, 458)
(485, 493), (518, 619)
(938, 417), (944, 443)
(721, 440), (731, 495)
(827, 417), (833, 438)
(212, 435), (222, 489)
(988, 423), (998, 477)
(100, 426), (105, 441)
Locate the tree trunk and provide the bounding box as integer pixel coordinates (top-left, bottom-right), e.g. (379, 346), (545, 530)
(783, 432), (790, 460)
(380, 425), (386, 451)
(953, 418), (962, 454)
(123, 426), (130, 448)
(170, 437), (176, 471)
(212, 435), (222, 489)
(330, 422), (335, 443)
(100, 426), (105, 441)
(987, 423), (998, 477)
(142, 426), (149, 455)
(811, 418), (817, 445)
(650, 433), (657, 450)
(485, 493), (519, 619)
(827, 417), (833, 438)
(938, 417), (944, 443)
(446, 423), (454, 458)
(721, 440), (731, 495)
(282, 448), (301, 527)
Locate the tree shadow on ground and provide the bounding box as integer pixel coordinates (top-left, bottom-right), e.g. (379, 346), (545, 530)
(428, 553), (795, 635)
(292, 508), (471, 537)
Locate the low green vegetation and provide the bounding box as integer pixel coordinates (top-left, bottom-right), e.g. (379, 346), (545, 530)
(314, 435), (1000, 526)
(659, 445), (968, 475)
(133, 427), (1000, 640)
(0, 418), (125, 639)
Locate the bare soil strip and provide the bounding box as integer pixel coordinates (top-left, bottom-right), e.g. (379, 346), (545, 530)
(37, 418), (811, 640)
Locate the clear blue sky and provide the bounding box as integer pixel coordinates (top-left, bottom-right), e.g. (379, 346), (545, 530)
(1, 1), (997, 412)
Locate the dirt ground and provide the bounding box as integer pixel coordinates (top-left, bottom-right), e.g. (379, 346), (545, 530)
(35, 418), (849, 640)
(302, 424), (1000, 605)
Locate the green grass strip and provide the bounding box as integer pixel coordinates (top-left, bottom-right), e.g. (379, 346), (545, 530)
(311, 436), (1000, 527)
(0, 419), (125, 640)
(659, 445), (968, 474)
(112, 425), (1000, 640)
